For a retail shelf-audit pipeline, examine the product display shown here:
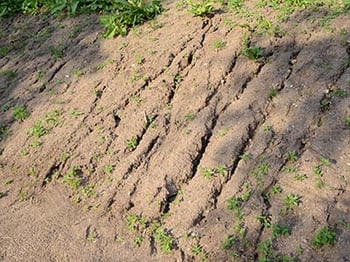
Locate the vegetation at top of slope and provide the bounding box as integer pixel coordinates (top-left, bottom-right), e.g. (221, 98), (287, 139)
(0, 0), (163, 38)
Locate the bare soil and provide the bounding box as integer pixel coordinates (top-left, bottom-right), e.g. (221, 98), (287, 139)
(0, 2), (350, 261)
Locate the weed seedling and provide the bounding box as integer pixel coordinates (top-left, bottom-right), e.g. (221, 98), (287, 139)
(187, 0), (214, 17)
(0, 125), (11, 140)
(227, 196), (243, 219)
(48, 45), (64, 60)
(201, 167), (215, 179)
(215, 164), (227, 176)
(312, 227), (336, 249)
(272, 224), (290, 238)
(63, 166), (81, 190)
(257, 240), (273, 261)
(344, 117), (350, 127)
(13, 105), (29, 121)
(155, 228), (173, 253)
(192, 244), (202, 255)
(242, 46), (264, 60)
(221, 235), (235, 250)
(239, 152), (251, 161)
(267, 88), (278, 100)
(283, 193), (300, 211)
(284, 151), (298, 162)
(104, 165), (113, 174)
(257, 214), (271, 228)
(185, 112), (195, 121)
(294, 173), (307, 181)
(213, 39), (226, 51)
(0, 69), (16, 79)
(28, 121), (48, 138)
(134, 235), (143, 247)
(126, 136), (138, 150)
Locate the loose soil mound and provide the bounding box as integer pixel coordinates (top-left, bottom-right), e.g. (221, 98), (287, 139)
(0, 1), (350, 261)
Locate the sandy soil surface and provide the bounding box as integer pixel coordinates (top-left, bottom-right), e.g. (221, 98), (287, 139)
(0, 1), (350, 261)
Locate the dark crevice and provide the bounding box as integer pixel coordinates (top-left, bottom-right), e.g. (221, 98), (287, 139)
(46, 62), (66, 83)
(192, 211), (205, 227)
(41, 163), (60, 187)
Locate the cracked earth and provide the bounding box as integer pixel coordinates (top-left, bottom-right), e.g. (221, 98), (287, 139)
(0, 1), (350, 261)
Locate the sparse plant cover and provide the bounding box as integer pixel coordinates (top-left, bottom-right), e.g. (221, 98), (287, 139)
(81, 184), (96, 198)
(312, 227), (336, 249)
(134, 234), (143, 247)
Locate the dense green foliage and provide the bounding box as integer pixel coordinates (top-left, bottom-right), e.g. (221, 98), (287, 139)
(0, 0), (162, 37)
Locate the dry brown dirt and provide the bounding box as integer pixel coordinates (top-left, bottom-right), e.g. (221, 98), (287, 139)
(0, 1), (350, 261)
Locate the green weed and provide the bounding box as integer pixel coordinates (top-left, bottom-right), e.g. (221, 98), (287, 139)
(201, 167), (215, 179)
(267, 88), (278, 100)
(63, 166), (81, 190)
(48, 45), (64, 60)
(257, 240), (273, 261)
(13, 105), (29, 121)
(294, 173), (307, 181)
(0, 69), (16, 79)
(242, 46), (264, 60)
(239, 152), (251, 161)
(213, 39), (226, 51)
(0, 124), (11, 140)
(100, 0), (162, 38)
(126, 136), (138, 150)
(284, 151), (298, 162)
(28, 121), (49, 138)
(221, 235), (235, 250)
(104, 164), (113, 174)
(0, 46), (9, 58)
(312, 227), (336, 249)
(155, 228), (173, 253)
(185, 112), (195, 121)
(345, 117), (350, 126)
(283, 193), (300, 211)
(257, 214), (271, 228)
(187, 0), (214, 17)
(272, 224), (290, 238)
